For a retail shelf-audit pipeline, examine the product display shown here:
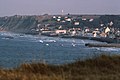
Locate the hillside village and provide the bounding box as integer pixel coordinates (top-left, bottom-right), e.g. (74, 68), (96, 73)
(38, 15), (120, 39)
(0, 14), (120, 43)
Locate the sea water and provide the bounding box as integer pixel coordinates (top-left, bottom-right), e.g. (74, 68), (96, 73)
(0, 31), (120, 68)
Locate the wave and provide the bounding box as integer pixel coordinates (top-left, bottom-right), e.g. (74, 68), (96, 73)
(95, 47), (120, 52)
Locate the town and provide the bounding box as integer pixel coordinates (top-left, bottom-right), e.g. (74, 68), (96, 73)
(0, 14), (120, 43)
(35, 14), (120, 43)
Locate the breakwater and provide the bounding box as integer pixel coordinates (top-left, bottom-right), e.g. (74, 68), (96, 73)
(85, 43), (120, 48)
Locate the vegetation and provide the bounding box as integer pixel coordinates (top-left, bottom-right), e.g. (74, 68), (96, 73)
(0, 55), (120, 80)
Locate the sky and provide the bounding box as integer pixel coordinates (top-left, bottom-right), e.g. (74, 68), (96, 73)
(0, 0), (120, 16)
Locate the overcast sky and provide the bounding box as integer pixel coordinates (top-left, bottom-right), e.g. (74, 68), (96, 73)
(0, 0), (119, 16)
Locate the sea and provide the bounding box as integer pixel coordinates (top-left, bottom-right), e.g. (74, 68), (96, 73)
(0, 31), (120, 68)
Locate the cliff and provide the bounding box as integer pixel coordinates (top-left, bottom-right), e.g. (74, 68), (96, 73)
(0, 15), (52, 34)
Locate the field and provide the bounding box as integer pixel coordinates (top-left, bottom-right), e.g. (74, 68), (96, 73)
(0, 55), (120, 80)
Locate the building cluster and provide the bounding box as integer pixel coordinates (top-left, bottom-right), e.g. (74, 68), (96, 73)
(35, 15), (120, 39)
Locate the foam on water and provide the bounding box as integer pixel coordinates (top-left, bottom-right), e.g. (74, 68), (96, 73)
(0, 31), (120, 68)
(95, 47), (120, 52)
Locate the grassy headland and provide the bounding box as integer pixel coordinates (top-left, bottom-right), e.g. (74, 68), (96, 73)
(0, 55), (120, 80)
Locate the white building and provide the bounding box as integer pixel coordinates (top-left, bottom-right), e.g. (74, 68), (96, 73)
(92, 31), (100, 37)
(57, 19), (61, 22)
(55, 30), (67, 34)
(89, 19), (94, 22)
(53, 16), (56, 19)
(58, 16), (61, 19)
(74, 22), (80, 25)
(109, 21), (113, 26)
(65, 18), (71, 22)
(105, 27), (110, 33)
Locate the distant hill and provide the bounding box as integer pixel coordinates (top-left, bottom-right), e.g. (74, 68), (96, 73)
(0, 15), (120, 34)
(0, 15), (52, 34)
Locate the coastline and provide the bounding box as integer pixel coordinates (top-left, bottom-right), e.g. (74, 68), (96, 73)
(41, 33), (120, 44)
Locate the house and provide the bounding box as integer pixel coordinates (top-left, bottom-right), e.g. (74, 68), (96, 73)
(92, 31), (100, 37)
(71, 30), (76, 36)
(74, 22), (80, 25)
(85, 28), (90, 33)
(109, 21), (113, 26)
(57, 19), (61, 22)
(53, 16), (56, 19)
(65, 18), (71, 22)
(115, 30), (120, 37)
(41, 30), (54, 34)
(58, 16), (61, 19)
(55, 30), (67, 34)
(105, 27), (110, 33)
(89, 19), (94, 22)
(100, 32), (107, 37)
